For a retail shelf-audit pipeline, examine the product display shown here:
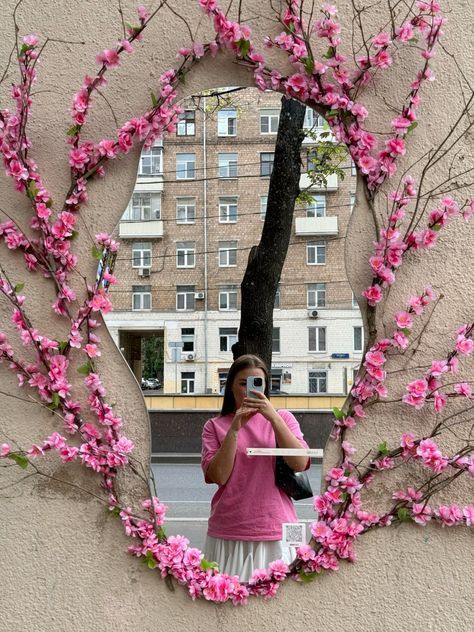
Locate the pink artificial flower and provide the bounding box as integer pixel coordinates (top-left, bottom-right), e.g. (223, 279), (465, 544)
(359, 155), (377, 174)
(433, 390), (447, 412)
(392, 330), (409, 349)
(435, 505), (463, 527)
(411, 503), (432, 525)
(456, 335), (473, 355)
(362, 284), (383, 306)
(96, 49), (121, 68)
(395, 311), (413, 329)
(454, 382), (472, 398)
(1, 443), (11, 457)
(372, 32), (391, 48)
(463, 506), (474, 526)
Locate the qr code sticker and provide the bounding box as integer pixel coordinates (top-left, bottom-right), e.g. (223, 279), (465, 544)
(282, 522), (306, 546)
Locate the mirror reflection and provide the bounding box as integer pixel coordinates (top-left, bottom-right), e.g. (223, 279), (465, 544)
(105, 86), (361, 580)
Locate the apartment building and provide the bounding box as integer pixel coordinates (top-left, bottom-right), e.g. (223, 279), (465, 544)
(104, 88), (363, 396)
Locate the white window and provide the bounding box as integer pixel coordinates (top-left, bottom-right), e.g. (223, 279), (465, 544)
(139, 147), (162, 175)
(218, 153), (238, 178)
(217, 109), (237, 136)
(176, 241), (195, 268)
(219, 197), (238, 223)
(307, 195), (326, 218)
(176, 110), (195, 136)
(219, 327), (238, 352)
(307, 241), (326, 265)
(309, 370), (327, 393)
(218, 370), (228, 393)
(181, 371), (195, 394)
(352, 292), (359, 308)
(132, 242), (151, 268)
(351, 160), (357, 176)
(219, 241), (237, 267)
(129, 192), (161, 221)
(309, 327), (326, 352)
(304, 107), (325, 130)
(219, 285), (238, 310)
(350, 193), (356, 212)
(260, 109), (279, 134)
(354, 326), (363, 352)
(176, 153), (196, 180)
(132, 285), (151, 311)
(181, 328), (195, 352)
(308, 283), (326, 308)
(260, 152), (274, 177)
(272, 327), (280, 353)
(260, 196), (267, 220)
(176, 285), (195, 311)
(176, 197), (196, 224)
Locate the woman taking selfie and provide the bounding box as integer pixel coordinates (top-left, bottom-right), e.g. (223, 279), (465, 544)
(201, 354), (310, 581)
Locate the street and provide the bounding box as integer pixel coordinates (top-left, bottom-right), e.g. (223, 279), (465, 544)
(151, 462), (322, 551)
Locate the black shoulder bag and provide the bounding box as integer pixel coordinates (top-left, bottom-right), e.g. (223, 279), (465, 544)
(274, 450), (313, 501)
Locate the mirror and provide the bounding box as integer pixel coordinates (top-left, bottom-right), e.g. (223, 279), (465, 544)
(104, 86), (361, 581)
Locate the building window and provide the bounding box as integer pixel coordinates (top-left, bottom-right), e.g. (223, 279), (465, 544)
(260, 196), (267, 220)
(132, 242), (152, 268)
(132, 285), (151, 311)
(351, 160), (357, 176)
(272, 327), (281, 353)
(260, 109), (279, 134)
(309, 327), (326, 352)
(129, 192), (161, 221)
(274, 286), (281, 309)
(219, 241), (237, 267)
(176, 153), (196, 180)
(217, 108), (237, 136)
(139, 146), (162, 175)
(307, 283), (326, 308)
(307, 194), (326, 218)
(218, 370), (228, 394)
(181, 327), (195, 352)
(219, 327), (238, 352)
(219, 285), (238, 310)
(176, 241), (195, 268)
(307, 241), (326, 265)
(219, 197), (238, 223)
(176, 197), (196, 224)
(176, 285), (195, 311)
(352, 292), (359, 308)
(176, 110), (196, 136)
(181, 371), (195, 394)
(309, 370), (327, 393)
(354, 326), (363, 352)
(350, 193), (356, 212)
(304, 107), (325, 130)
(260, 152), (274, 177)
(218, 153), (238, 178)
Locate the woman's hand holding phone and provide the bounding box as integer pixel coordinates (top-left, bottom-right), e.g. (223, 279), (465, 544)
(242, 389), (279, 425)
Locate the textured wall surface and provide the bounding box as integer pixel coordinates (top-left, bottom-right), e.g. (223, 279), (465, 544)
(0, 1), (472, 630)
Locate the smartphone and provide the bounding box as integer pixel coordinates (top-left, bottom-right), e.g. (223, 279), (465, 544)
(246, 376), (265, 399)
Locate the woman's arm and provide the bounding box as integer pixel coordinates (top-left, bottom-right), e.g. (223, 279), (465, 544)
(242, 393), (309, 471)
(205, 406), (257, 486)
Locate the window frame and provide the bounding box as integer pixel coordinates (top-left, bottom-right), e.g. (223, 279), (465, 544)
(218, 241), (237, 267)
(218, 197), (238, 223)
(260, 109), (280, 134)
(260, 152), (274, 177)
(180, 371), (195, 394)
(307, 194), (326, 218)
(309, 370), (328, 393)
(176, 241), (196, 269)
(132, 285), (152, 311)
(181, 327), (195, 352)
(307, 240), (326, 266)
(308, 326), (327, 352)
(307, 283), (326, 308)
(219, 286), (238, 311)
(176, 110), (196, 137)
(132, 242), (152, 269)
(217, 108), (237, 137)
(218, 153), (238, 179)
(176, 197), (196, 224)
(176, 153), (196, 180)
(353, 325), (363, 352)
(176, 285), (196, 311)
(129, 192), (161, 221)
(138, 146), (162, 176)
(272, 327), (281, 353)
(219, 327), (238, 352)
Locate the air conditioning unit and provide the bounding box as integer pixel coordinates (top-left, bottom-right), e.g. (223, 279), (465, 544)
(183, 352), (195, 362)
(138, 268), (151, 277)
(195, 292), (205, 299)
(308, 309), (319, 319)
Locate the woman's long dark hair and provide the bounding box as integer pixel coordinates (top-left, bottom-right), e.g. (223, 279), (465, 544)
(221, 354), (270, 415)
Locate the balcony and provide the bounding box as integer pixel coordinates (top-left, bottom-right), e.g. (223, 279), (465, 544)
(119, 220), (164, 239)
(299, 172), (338, 192)
(295, 215), (338, 236)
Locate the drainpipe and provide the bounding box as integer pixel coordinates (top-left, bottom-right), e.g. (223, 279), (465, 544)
(203, 98), (209, 392)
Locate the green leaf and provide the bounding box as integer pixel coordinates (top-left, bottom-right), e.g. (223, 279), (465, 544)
(297, 569), (322, 582)
(322, 47), (335, 59)
(91, 244), (103, 260)
(397, 507), (411, 522)
(77, 362), (92, 375)
(68, 230), (79, 240)
(432, 223), (442, 232)
(147, 558), (157, 569)
(10, 453), (29, 469)
(407, 121), (418, 134)
(236, 38), (250, 57)
(325, 109), (339, 119)
(301, 56), (314, 74)
(48, 392), (60, 410)
(156, 526), (167, 541)
(27, 181), (39, 199)
(14, 283), (25, 293)
(110, 506), (121, 518)
(150, 91), (158, 108)
(200, 559), (219, 571)
(332, 406), (345, 421)
(66, 124), (81, 137)
(400, 328), (412, 336)
(57, 341), (68, 353)
(377, 441), (389, 455)
(45, 199), (53, 209)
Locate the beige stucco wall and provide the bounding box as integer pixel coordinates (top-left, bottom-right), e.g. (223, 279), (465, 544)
(0, 1), (472, 630)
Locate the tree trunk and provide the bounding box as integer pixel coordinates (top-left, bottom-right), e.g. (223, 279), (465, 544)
(232, 97), (306, 371)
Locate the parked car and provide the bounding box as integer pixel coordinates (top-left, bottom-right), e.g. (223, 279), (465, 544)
(141, 378), (161, 390)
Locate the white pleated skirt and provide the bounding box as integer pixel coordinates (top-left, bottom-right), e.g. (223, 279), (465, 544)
(204, 535), (296, 583)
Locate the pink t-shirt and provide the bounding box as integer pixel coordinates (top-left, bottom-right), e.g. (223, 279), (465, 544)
(201, 409), (309, 541)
